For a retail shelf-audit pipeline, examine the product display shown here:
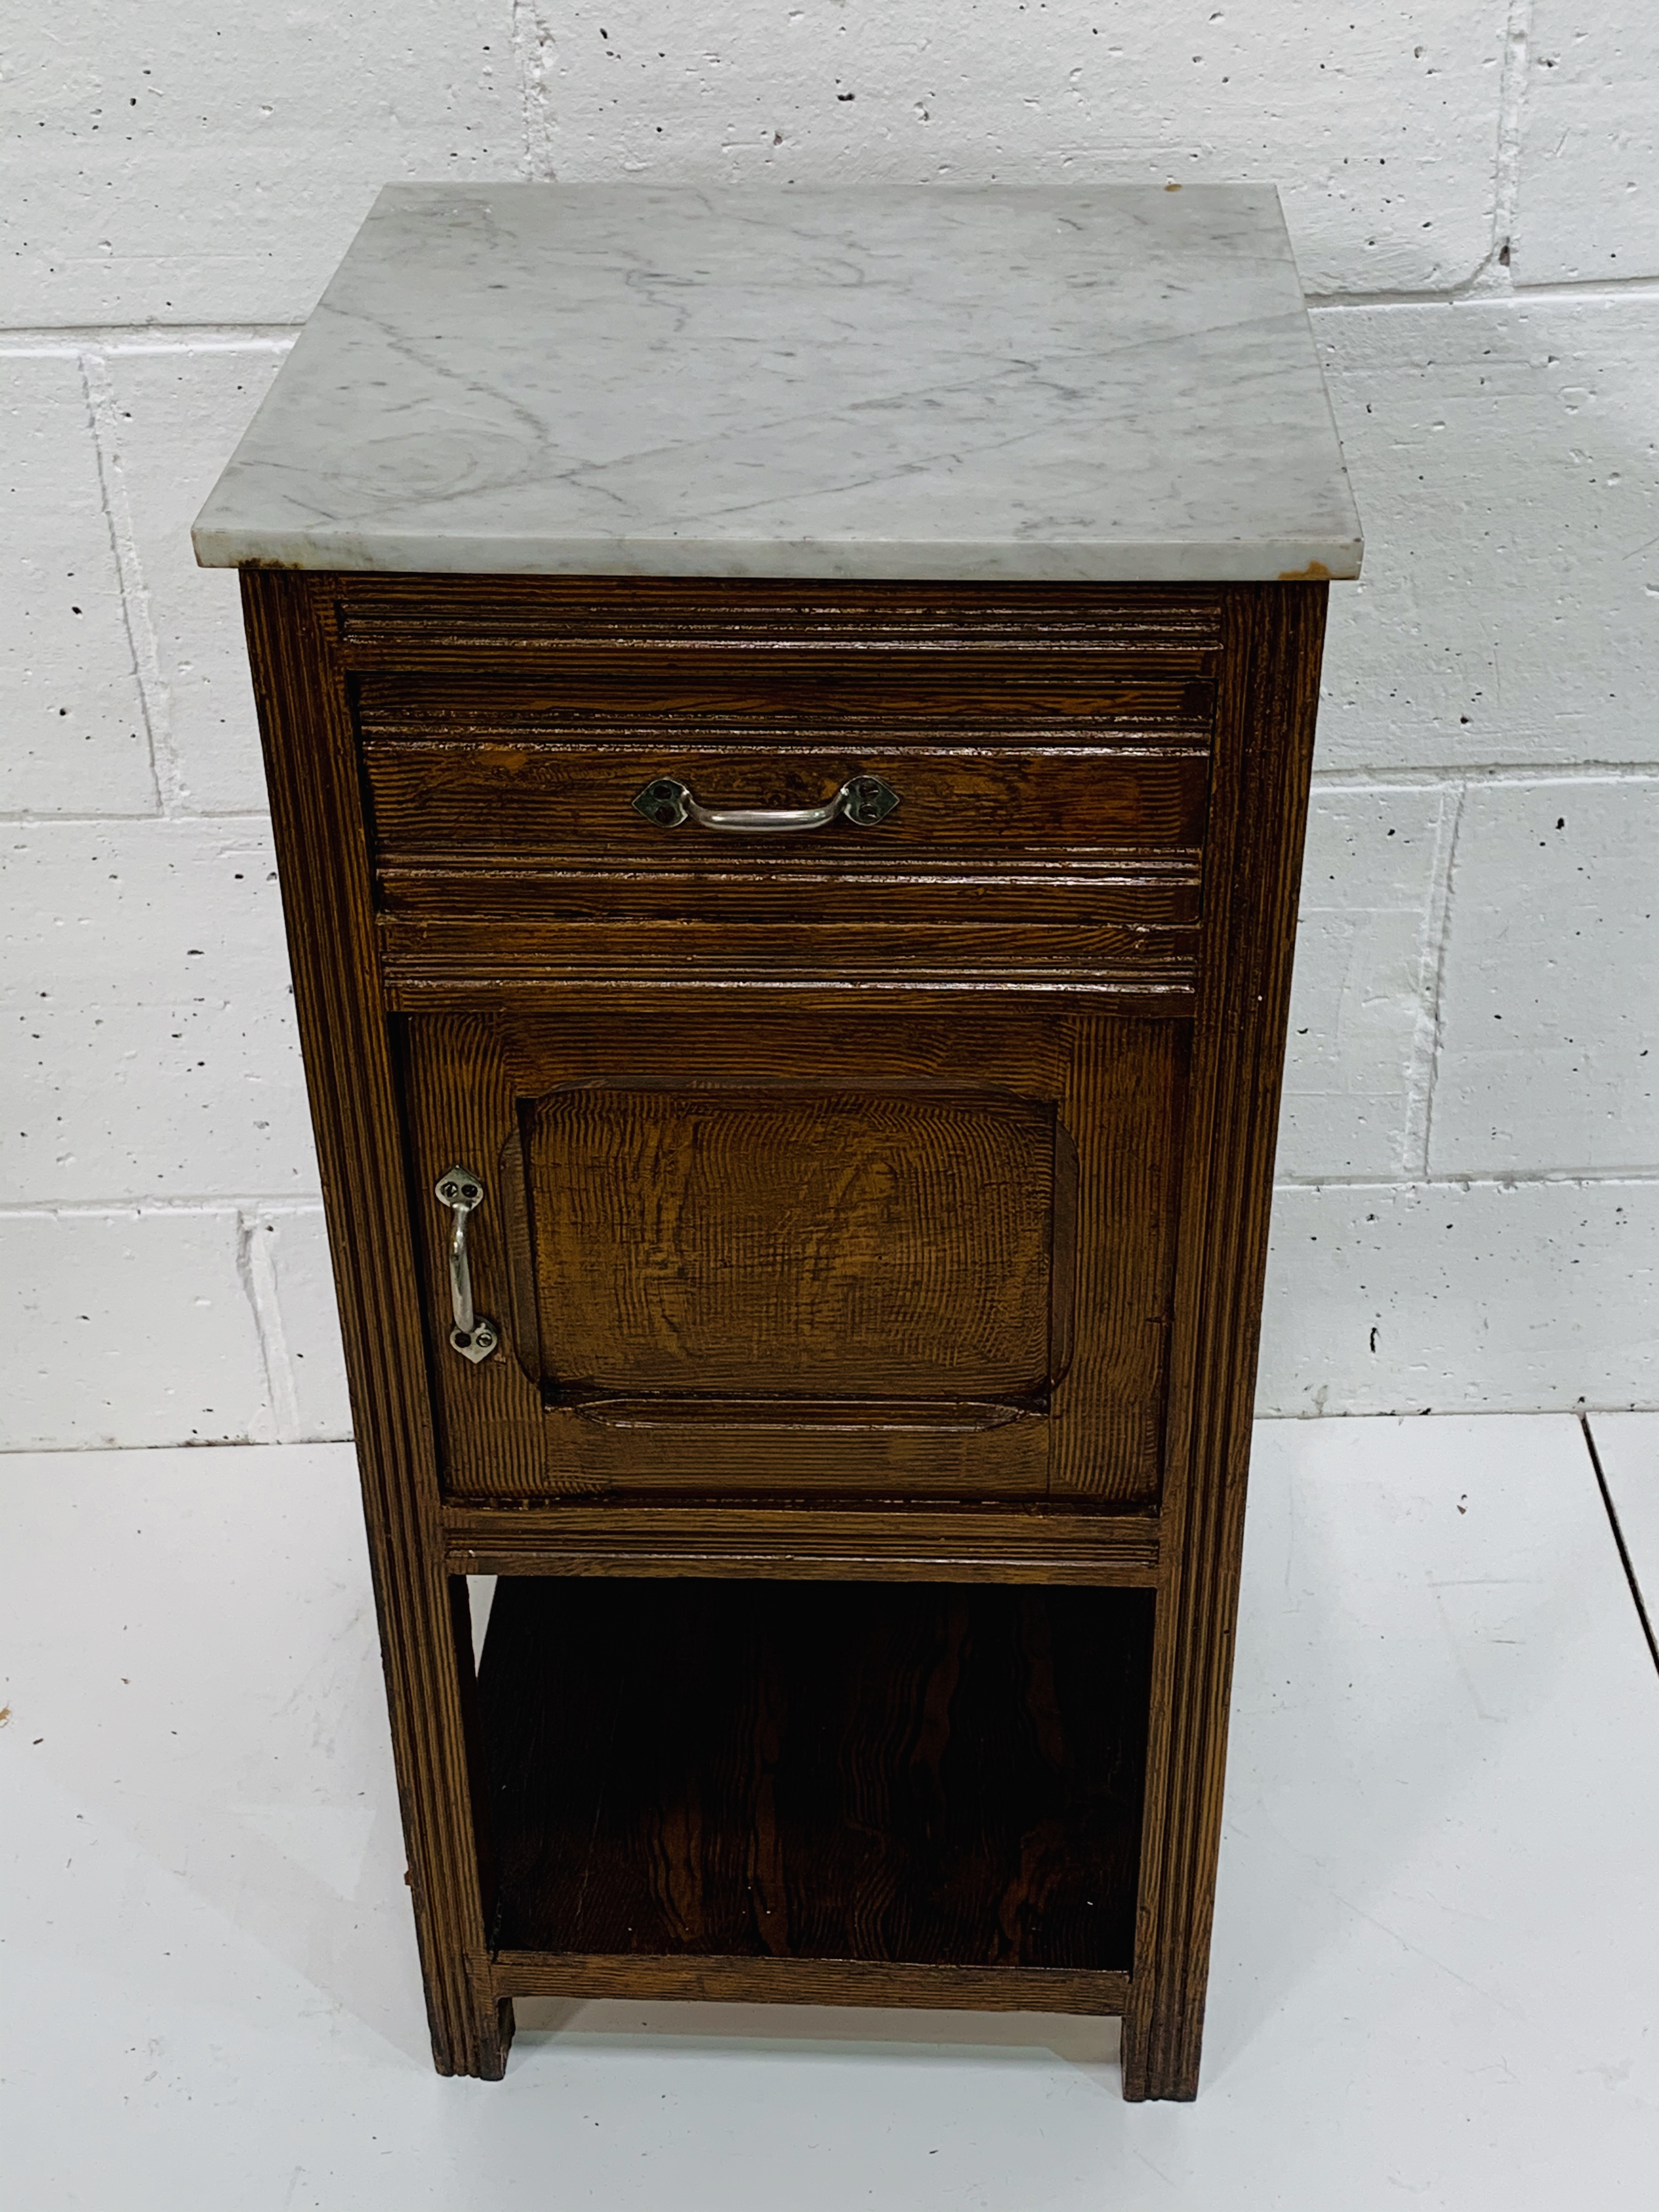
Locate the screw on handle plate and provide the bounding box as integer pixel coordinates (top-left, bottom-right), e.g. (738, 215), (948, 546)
(434, 1164), (498, 1365)
(449, 1317), (498, 1365)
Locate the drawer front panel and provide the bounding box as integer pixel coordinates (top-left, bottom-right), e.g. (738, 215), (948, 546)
(355, 599), (1215, 995)
(363, 739), (1209, 870)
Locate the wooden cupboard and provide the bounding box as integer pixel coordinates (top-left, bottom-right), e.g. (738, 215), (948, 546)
(239, 572), (1325, 2098)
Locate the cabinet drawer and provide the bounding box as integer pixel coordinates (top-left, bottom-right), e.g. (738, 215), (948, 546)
(363, 737), (1210, 870)
(367, 737), (1206, 998)
(356, 646), (1211, 999)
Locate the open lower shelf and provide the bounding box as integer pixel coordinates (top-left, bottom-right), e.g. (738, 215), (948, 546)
(474, 1576), (1153, 1976)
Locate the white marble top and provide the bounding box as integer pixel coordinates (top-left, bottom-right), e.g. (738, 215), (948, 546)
(193, 184), (1362, 583)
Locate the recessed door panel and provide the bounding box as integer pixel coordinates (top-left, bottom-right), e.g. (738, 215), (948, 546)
(525, 1088), (1057, 1401)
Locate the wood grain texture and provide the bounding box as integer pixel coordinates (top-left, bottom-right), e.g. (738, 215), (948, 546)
(357, 673), (1213, 735)
(380, 902), (1199, 988)
(442, 1502), (1161, 1584)
(526, 1085), (1056, 1397)
(358, 661), (1211, 992)
(1119, 582), (1329, 2102)
(406, 1008), (1182, 1505)
(331, 574), (1224, 662)
(375, 863), (1203, 931)
(236, 566), (1330, 2094)
(476, 1578), (1153, 1973)
(361, 738), (1210, 862)
(1049, 1017), (1189, 1498)
(381, 934), (1199, 1005)
(488, 1952), (1130, 2013)
(239, 571), (511, 2078)
(406, 1012), (1049, 1500)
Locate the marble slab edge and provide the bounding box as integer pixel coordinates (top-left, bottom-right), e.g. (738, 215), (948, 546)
(192, 529), (1361, 584)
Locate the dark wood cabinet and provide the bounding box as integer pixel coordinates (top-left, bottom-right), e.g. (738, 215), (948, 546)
(241, 570), (1327, 2101)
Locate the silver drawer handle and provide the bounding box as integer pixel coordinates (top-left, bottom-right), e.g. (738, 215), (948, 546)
(434, 1165), (498, 1364)
(633, 774), (899, 834)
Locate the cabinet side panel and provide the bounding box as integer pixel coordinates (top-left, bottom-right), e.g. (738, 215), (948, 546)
(1124, 582), (1328, 2101)
(239, 570), (507, 2078)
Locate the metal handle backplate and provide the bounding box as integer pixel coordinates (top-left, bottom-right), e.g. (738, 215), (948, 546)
(633, 774), (899, 834)
(434, 1165), (498, 1364)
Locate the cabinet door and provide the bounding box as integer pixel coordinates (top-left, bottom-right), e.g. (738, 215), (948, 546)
(404, 1006), (1187, 1503)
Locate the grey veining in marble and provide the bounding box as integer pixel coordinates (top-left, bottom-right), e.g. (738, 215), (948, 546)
(193, 184), (1362, 582)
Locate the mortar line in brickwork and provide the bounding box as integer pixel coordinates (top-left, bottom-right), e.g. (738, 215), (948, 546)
(6, 282), (1659, 361)
(0, 1199), (324, 1221)
(1261, 1402), (1659, 1423)
(1310, 765), (1659, 792)
(0, 1437), (349, 1458)
(3, 1407), (1651, 1457)
(79, 349), (183, 817)
(1307, 272), (1659, 313)
(72, 351), (162, 818)
(5, 772), (1656, 835)
(0, 807), (280, 828)
(1401, 778), (1465, 1182)
(1481, 0), (1534, 294)
(5, 771), (1656, 837)
(7, 1175), (1659, 1224)
(0, 328), (301, 357)
(1272, 1171), (1659, 1193)
(238, 1210), (295, 1444)
(512, 0), (557, 182)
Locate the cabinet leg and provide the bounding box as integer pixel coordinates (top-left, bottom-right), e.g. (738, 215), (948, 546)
(430, 1992), (515, 2081)
(382, 1568), (511, 2079)
(1119, 1996), (1201, 2103)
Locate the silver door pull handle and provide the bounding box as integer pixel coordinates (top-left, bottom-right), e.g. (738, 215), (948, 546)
(434, 1165), (498, 1364)
(632, 774), (899, 834)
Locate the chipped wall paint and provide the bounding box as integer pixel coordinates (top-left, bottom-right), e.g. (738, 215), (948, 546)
(3, 2), (1656, 1443)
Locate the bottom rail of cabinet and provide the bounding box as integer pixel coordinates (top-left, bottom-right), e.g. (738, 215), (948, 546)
(442, 1503), (1163, 1584)
(486, 1950), (1130, 2015)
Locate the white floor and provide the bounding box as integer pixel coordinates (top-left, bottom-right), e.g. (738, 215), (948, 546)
(4, 1415), (1657, 2210)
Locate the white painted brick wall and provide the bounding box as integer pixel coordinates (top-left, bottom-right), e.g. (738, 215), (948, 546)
(1278, 788), (1453, 1181)
(1314, 295), (1659, 772)
(545, 3), (1504, 295)
(3, 819), (316, 1204)
(1260, 1180), (1659, 1416)
(1, 1207), (272, 1448)
(6, 1), (527, 323)
(1430, 781), (1659, 1173)
(242, 1209), (354, 1444)
(1514, 8), (1659, 281)
(4, 3), (1656, 1446)
(2, 356), (155, 815)
(100, 347), (290, 814)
